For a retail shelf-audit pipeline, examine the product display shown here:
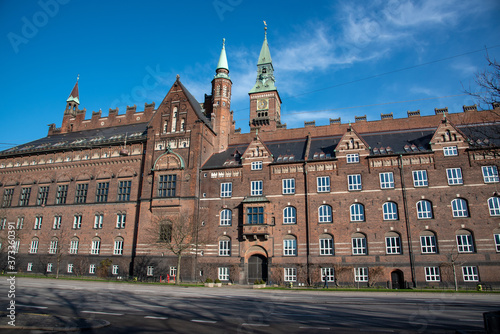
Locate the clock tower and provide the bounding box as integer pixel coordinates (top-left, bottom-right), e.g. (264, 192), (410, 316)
(249, 24), (282, 132)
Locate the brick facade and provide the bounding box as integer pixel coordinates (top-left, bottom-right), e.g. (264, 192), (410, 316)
(1, 36), (499, 289)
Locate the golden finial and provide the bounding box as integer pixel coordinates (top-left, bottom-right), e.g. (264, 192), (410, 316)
(222, 38), (225, 47)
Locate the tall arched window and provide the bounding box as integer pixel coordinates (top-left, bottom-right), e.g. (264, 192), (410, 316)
(171, 107), (178, 132)
(283, 206), (297, 224)
(350, 203), (365, 222)
(220, 209), (232, 226)
(488, 197), (500, 216)
(113, 237), (124, 255)
(456, 229), (474, 253)
(451, 198), (469, 217)
(385, 231), (402, 254)
(90, 237), (101, 255)
(382, 202), (398, 220)
(318, 205), (332, 223)
(420, 230), (437, 254)
(416, 200), (433, 219)
(219, 236), (230, 256)
(352, 232), (367, 255)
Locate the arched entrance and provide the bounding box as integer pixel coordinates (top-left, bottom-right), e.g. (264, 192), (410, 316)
(248, 254), (268, 283)
(391, 269), (405, 289)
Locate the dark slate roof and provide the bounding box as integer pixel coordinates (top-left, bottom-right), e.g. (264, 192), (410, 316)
(201, 123), (500, 169)
(0, 122), (148, 156)
(202, 144), (248, 169)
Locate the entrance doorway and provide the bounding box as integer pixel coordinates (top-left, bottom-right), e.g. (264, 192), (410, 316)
(248, 254), (268, 283)
(391, 270), (404, 289)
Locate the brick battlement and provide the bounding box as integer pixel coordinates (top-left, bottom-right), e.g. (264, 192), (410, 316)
(54, 102), (156, 135)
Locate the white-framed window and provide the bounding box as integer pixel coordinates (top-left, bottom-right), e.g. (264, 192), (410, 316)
(218, 267), (229, 281)
(482, 166), (499, 183)
(317, 176), (330, 192)
(112, 265), (119, 275)
(170, 266), (177, 277)
(27, 263), (33, 272)
(348, 174), (362, 191)
(34, 216), (42, 230)
(16, 217), (24, 230)
(251, 161), (263, 170)
(69, 238), (79, 254)
(91, 239), (101, 255)
(220, 182), (232, 198)
(220, 209), (232, 226)
(49, 239), (58, 254)
(282, 178), (295, 194)
(354, 267), (368, 282)
(382, 202), (398, 220)
(412, 170), (428, 187)
(53, 216), (61, 230)
(116, 213), (126, 229)
(321, 267), (335, 282)
(451, 198), (469, 217)
(47, 263), (53, 273)
(456, 233), (474, 253)
(318, 205), (332, 223)
(13, 240), (20, 254)
(89, 264), (96, 274)
(352, 235), (367, 255)
(147, 266), (154, 276)
(446, 168), (463, 185)
(385, 234), (401, 254)
(319, 235), (334, 255)
(443, 146), (458, 156)
(283, 206), (296, 224)
(416, 200), (433, 219)
(420, 233), (437, 254)
(283, 237), (297, 256)
(73, 215), (82, 229)
(494, 234), (500, 252)
(113, 239), (123, 255)
(29, 239), (39, 254)
(251, 180), (263, 196)
(67, 263), (73, 273)
(462, 266), (479, 282)
(488, 197), (500, 216)
(94, 214), (103, 229)
(379, 172), (394, 189)
(219, 239), (230, 256)
(350, 203), (365, 222)
(284, 268), (296, 282)
(425, 267), (440, 282)
(346, 153), (359, 163)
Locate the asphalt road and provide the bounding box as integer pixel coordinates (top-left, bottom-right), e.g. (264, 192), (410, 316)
(1, 277), (499, 333)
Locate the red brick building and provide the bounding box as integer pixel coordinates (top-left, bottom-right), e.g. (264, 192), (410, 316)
(1, 33), (499, 288)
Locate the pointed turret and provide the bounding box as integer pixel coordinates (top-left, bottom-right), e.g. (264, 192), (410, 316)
(249, 23), (282, 132)
(215, 38), (229, 78)
(65, 76), (80, 116)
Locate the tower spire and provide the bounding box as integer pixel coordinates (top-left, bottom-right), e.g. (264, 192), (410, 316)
(215, 38), (229, 79)
(66, 76), (80, 105)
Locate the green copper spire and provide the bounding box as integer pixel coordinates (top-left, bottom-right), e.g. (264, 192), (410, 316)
(257, 26), (272, 65)
(215, 38), (230, 80)
(216, 38), (229, 71)
(249, 23), (277, 94)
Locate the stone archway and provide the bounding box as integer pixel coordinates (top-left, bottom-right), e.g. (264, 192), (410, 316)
(248, 254), (268, 283)
(391, 269), (405, 289)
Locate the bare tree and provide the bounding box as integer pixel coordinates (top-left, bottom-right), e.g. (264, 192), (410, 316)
(333, 264), (353, 287)
(464, 54), (500, 109)
(368, 266), (385, 287)
(150, 213), (198, 285)
(440, 251), (463, 291)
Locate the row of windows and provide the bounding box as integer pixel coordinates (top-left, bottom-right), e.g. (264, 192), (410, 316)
(216, 232), (500, 257)
(26, 262), (138, 276)
(217, 166), (499, 197)
(0, 213), (127, 231)
(24, 236), (125, 256)
(211, 197), (500, 227)
(1, 180), (132, 207)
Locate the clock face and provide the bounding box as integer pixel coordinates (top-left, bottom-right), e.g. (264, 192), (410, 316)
(257, 98), (269, 110)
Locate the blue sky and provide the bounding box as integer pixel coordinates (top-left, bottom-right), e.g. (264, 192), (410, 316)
(1, 0), (499, 150)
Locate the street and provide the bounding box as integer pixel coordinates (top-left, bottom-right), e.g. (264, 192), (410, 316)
(0, 277), (498, 333)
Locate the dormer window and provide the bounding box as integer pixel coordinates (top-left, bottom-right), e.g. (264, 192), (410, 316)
(262, 68), (267, 74)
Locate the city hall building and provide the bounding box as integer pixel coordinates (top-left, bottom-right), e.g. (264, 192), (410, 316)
(1, 31), (499, 288)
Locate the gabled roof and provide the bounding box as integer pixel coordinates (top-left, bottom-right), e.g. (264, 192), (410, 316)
(175, 78), (213, 131)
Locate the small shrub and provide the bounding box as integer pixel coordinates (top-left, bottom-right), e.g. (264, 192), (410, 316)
(205, 278), (213, 283)
(214, 278), (221, 283)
